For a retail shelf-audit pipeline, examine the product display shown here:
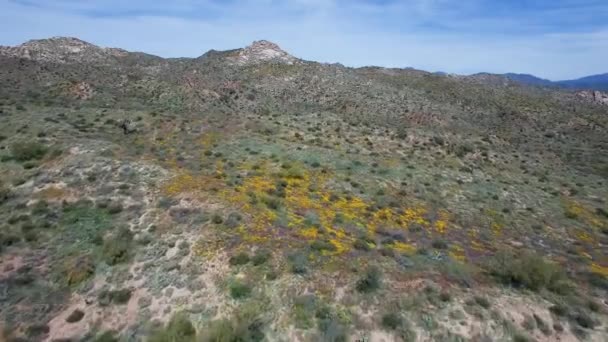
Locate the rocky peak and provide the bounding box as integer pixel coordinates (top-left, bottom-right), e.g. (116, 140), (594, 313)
(0, 36), (128, 63)
(227, 40), (299, 65)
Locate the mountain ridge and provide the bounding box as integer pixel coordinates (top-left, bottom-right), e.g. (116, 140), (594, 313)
(2, 37), (607, 91)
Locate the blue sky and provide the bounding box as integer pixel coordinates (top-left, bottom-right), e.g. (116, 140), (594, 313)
(0, 0), (607, 80)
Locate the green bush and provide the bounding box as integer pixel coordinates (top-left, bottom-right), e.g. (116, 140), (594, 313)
(356, 266), (382, 293)
(211, 213), (223, 224)
(574, 312), (596, 329)
(149, 313), (196, 342)
(98, 288), (132, 306)
(224, 212), (242, 228)
(0, 183), (12, 204)
(229, 252), (250, 266)
(11, 141), (48, 162)
(381, 312), (402, 330)
(64, 254), (96, 286)
(310, 240), (337, 252)
(486, 251), (571, 294)
(93, 331), (119, 342)
(288, 252), (308, 274)
(252, 249), (271, 265)
(229, 280), (252, 299)
(102, 228), (133, 265)
(201, 316), (264, 342)
(473, 296), (491, 309)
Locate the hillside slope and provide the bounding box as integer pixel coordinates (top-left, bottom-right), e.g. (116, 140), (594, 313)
(0, 38), (607, 342)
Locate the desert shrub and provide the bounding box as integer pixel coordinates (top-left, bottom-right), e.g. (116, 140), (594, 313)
(64, 254), (96, 286)
(229, 252), (250, 266)
(31, 200), (50, 215)
(486, 251), (571, 293)
(252, 249), (271, 265)
(11, 141), (48, 161)
(224, 212), (242, 228)
(261, 195), (282, 210)
(288, 252), (308, 274)
(293, 295), (317, 329)
(65, 309), (85, 323)
(0, 232), (21, 248)
(356, 266), (382, 293)
(432, 136), (445, 146)
(265, 270), (278, 281)
(98, 288), (132, 306)
(94, 331), (119, 342)
(587, 300), (600, 313)
(107, 202), (123, 215)
(310, 240), (337, 252)
(201, 313), (265, 342)
(533, 313), (551, 335)
(381, 312), (403, 330)
(473, 296), (491, 309)
(318, 318), (347, 342)
(574, 311), (596, 329)
(513, 332), (532, 342)
(564, 208), (579, 219)
(0, 183), (12, 204)
(102, 227), (133, 265)
(549, 304), (568, 317)
(354, 238), (372, 251)
(437, 258), (477, 288)
(26, 324), (50, 337)
(149, 313), (196, 342)
(585, 272), (608, 290)
(439, 292), (452, 302)
(431, 239), (448, 250)
(229, 280), (251, 299)
(211, 213), (223, 224)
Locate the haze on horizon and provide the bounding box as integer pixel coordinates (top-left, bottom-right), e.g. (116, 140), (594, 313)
(0, 0), (606, 81)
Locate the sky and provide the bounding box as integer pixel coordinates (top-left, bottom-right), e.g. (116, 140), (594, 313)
(0, 0), (607, 80)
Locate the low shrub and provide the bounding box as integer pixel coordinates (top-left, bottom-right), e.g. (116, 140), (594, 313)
(356, 266), (382, 293)
(64, 254), (96, 286)
(381, 312), (402, 330)
(149, 313), (196, 342)
(486, 251), (571, 293)
(288, 252), (308, 274)
(473, 296), (491, 309)
(94, 331), (119, 342)
(11, 141), (48, 162)
(229, 252), (250, 266)
(229, 280), (252, 299)
(201, 315), (264, 342)
(310, 240), (337, 252)
(0, 183), (12, 204)
(252, 249), (271, 265)
(224, 212), (242, 228)
(98, 288), (132, 306)
(102, 227), (133, 265)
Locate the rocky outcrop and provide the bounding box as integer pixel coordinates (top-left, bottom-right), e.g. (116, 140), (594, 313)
(227, 40), (300, 66)
(577, 90), (608, 106)
(68, 81), (94, 100)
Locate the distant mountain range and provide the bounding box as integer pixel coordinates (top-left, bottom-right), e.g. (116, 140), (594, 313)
(499, 73), (608, 91)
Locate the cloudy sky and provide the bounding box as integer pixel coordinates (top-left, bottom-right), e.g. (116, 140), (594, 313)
(0, 0), (606, 80)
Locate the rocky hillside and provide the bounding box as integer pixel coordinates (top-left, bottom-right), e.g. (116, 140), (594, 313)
(0, 38), (607, 342)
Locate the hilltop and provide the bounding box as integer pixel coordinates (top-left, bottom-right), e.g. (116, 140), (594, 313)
(0, 37), (607, 342)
